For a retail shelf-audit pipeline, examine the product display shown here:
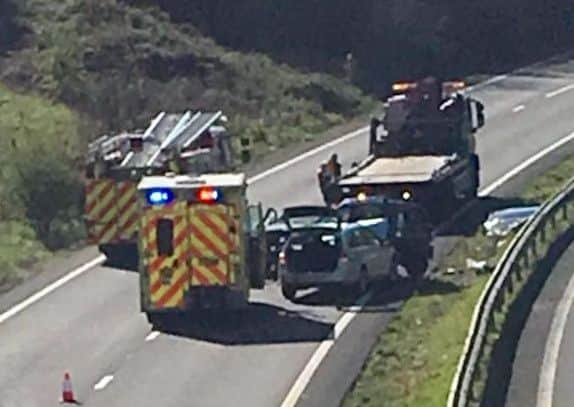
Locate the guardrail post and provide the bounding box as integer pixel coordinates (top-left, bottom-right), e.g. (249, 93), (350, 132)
(540, 221), (547, 242)
(449, 179), (574, 407)
(506, 272), (514, 295)
(522, 251), (530, 269)
(512, 263), (523, 282)
(494, 290), (504, 313)
(550, 212), (557, 231)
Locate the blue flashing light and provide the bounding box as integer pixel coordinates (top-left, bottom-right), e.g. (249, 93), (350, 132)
(146, 188), (175, 206)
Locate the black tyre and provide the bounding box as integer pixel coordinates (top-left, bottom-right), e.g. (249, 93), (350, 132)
(266, 262), (279, 281)
(281, 283), (297, 301)
(146, 312), (168, 330)
(406, 256), (428, 279)
(100, 245), (124, 268)
(250, 266), (266, 289)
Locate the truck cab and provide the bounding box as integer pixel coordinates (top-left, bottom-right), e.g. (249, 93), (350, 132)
(334, 78), (485, 219)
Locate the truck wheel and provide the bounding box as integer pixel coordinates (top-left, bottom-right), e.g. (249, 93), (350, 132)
(100, 245), (123, 268)
(466, 154), (480, 200)
(281, 283), (297, 301)
(407, 257), (428, 279)
(146, 312), (168, 330)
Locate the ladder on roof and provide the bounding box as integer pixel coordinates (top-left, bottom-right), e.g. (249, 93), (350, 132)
(138, 110), (223, 168)
(88, 110), (224, 169)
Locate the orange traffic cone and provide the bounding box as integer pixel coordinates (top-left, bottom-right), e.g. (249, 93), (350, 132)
(61, 372), (77, 404)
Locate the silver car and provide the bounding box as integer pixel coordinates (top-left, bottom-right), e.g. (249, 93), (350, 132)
(278, 221), (397, 301)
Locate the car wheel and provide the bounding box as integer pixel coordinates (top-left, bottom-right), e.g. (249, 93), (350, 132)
(281, 283), (297, 301)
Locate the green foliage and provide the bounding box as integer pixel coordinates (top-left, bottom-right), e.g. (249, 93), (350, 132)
(10, 147), (83, 249)
(0, 84), (83, 246)
(3, 0), (372, 145)
(155, 0), (574, 92)
(0, 221), (49, 291)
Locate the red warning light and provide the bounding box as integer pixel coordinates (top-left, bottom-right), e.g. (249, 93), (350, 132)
(197, 187), (221, 203)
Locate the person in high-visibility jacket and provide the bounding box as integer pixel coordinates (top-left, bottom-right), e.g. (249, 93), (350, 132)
(327, 153), (342, 179)
(317, 162), (329, 203)
(320, 154), (342, 207)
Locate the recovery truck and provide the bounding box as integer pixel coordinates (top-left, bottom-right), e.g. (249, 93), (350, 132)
(84, 110), (234, 265)
(337, 78), (485, 218)
(136, 173), (267, 325)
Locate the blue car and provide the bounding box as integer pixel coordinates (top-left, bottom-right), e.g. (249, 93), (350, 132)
(336, 195), (433, 277)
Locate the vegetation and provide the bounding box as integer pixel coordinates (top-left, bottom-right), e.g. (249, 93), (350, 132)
(0, 84), (83, 290)
(0, 0), (374, 287)
(0, 0), (572, 289)
(150, 0), (574, 94)
(343, 234), (502, 407)
(1, 0), (372, 145)
(344, 152), (574, 406)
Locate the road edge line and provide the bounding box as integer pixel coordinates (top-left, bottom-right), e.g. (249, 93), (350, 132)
(0, 255), (106, 324)
(537, 250), (574, 406)
(281, 131), (574, 407)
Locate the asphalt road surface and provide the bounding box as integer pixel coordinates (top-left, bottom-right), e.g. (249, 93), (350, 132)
(3, 53), (574, 407)
(506, 238), (574, 407)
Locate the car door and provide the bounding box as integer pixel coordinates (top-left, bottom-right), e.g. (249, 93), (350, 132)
(345, 227), (389, 279)
(361, 227), (395, 279)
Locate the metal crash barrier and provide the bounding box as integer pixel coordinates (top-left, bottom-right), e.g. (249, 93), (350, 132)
(448, 178), (574, 407)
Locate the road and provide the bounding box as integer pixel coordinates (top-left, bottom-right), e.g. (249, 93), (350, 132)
(506, 237), (574, 407)
(2, 53), (574, 407)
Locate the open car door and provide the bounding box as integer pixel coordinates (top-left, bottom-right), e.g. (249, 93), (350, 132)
(246, 203), (267, 289)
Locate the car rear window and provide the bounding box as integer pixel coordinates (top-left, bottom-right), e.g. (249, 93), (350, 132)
(339, 203), (388, 222)
(289, 228), (340, 247)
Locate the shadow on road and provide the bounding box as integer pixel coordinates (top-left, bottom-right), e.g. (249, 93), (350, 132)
(153, 302), (335, 345)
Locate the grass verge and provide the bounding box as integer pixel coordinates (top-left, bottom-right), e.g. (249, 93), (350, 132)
(343, 152), (574, 406)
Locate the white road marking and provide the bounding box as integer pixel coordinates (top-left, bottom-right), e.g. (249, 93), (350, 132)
(281, 131), (574, 407)
(0, 127), (369, 326)
(145, 331), (160, 342)
(280, 293), (371, 407)
(94, 375), (114, 391)
(466, 74), (508, 92)
(0, 255), (106, 325)
(537, 264), (574, 407)
(513, 105), (526, 113)
(248, 126), (368, 184)
(0, 65), (517, 326)
(481, 131), (574, 196)
(546, 83), (574, 99)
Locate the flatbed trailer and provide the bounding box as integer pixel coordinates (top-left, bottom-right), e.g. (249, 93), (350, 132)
(339, 153), (479, 211)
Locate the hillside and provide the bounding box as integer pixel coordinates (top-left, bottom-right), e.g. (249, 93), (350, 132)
(0, 0), (374, 285)
(151, 0), (574, 93)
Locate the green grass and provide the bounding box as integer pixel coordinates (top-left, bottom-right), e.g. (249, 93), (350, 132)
(344, 153), (574, 406)
(522, 152), (574, 202)
(0, 0), (375, 292)
(0, 221), (49, 292)
(343, 235), (499, 407)
(0, 84), (82, 288)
